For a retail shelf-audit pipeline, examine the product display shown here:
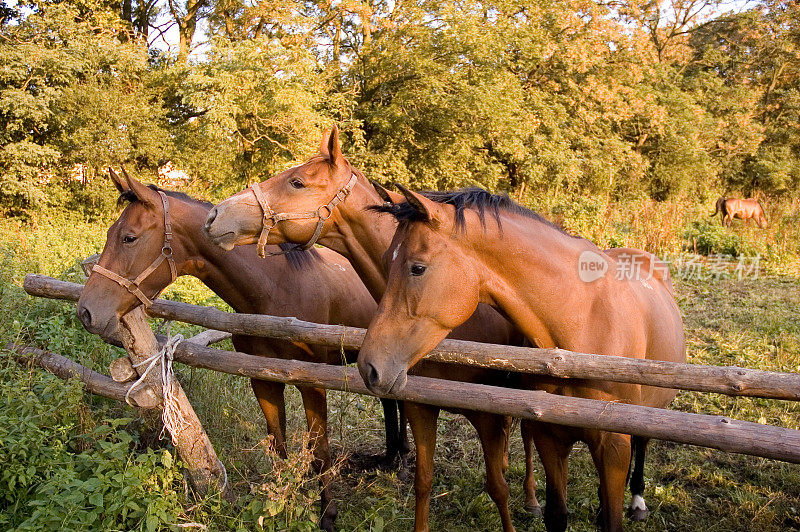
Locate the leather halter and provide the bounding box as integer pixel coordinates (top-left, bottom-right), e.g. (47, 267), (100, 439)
(91, 191), (178, 308)
(249, 172), (358, 258)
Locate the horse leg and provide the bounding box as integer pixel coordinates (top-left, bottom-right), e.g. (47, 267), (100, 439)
(588, 430), (631, 532)
(298, 385), (337, 532)
(250, 379), (288, 458)
(405, 402), (440, 532)
(399, 401), (412, 466)
(380, 398), (401, 467)
(464, 411), (515, 532)
(502, 415), (512, 474)
(627, 436), (649, 521)
(533, 424), (573, 532)
(521, 420), (542, 516)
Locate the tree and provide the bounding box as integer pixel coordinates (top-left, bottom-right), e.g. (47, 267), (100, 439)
(175, 35), (329, 189)
(0, 2), (174, 212)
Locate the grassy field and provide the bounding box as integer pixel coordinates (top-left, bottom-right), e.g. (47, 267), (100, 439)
(2, 203), (800, 531)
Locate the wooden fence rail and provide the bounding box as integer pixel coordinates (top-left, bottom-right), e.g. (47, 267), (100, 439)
(11, 334), (800, 464)
(8, 344), (157, 407)
(25, 274), (800, 401)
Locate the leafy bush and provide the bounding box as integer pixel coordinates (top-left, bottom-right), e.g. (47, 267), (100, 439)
(0, 358), (184, 531)
(683, 220), (755, 257)
(237, 436), (329, 532)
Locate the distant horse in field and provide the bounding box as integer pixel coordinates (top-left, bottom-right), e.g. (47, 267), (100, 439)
(356, 185), (686, 532)
(711, 197), (767, 228)
(75, 168), (407, 531)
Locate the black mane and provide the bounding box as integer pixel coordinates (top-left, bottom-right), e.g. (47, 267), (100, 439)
(370, 186), (571, 236)
(118, 185), (320, 271)
(117, 184), (213, 209)
(278, 243), (321, 271)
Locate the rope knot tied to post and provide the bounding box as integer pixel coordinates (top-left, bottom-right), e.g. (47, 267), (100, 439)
(125, 326), (189, 445)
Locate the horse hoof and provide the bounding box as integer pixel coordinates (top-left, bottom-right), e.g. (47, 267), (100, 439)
(320, 518), (335, 532)
(320, 510), (337, 532)
(627, 507), (649, 522)
(378, 453), (399, 470)
(524, 503), (543, 517)
(397, 463), (413, 482)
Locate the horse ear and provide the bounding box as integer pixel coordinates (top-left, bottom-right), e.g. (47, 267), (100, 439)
(395, 183), (439, 223)
(108, 168), (128, 194)
(371, 180), (405, 204)
(319, 123), (345, 167)
(120, 166), (160, 208)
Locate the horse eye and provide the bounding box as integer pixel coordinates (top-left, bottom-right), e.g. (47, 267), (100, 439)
(122, 235), (137, 244)
(410, 264), (427, 276)
(289, 179), (305, 189)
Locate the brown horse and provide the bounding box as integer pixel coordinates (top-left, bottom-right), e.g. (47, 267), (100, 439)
(204, 127), (536, 530)
(711, 197), (768, 228)
(356, 186), (686, 532)
(75, 169), (407, 531)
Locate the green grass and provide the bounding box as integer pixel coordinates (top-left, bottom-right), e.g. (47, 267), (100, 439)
(1, 206), (800, 530)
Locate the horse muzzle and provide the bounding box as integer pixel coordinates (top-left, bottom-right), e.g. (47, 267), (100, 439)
(203, 205), (260, 251)
(358, 359), (409, 396)
(76, 300), (122, 341)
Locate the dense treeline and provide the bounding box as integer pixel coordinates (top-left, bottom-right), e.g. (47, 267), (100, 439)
(1, 0), (797, 213)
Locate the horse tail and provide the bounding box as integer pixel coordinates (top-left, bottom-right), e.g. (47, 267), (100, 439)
(758, 201), (768, 228)
(710, 197), (723, 217)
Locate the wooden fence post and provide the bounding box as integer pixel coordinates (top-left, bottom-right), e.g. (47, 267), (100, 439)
(118, 307), (230, 499)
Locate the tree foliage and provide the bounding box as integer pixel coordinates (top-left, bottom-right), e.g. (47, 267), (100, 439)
(1, 0), (798, 213)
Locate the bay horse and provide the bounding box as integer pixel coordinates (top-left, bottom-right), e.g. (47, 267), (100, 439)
(711, 197), (768, 228)
(356, 186), (686, 532)
(203, 126), (660, 529)
(75, 168), (407, 531)
(203, 127), (535, 531)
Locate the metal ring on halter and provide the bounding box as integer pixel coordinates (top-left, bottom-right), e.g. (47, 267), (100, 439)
(90, 191), (178, 308)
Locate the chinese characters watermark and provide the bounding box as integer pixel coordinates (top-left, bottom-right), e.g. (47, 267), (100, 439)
(577, 251), (760, 283)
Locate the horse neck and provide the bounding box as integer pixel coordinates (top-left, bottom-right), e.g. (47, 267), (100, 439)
(318, 176), (394, 301)
(462, 211), (597, 348)
(172, 201), (278, 314)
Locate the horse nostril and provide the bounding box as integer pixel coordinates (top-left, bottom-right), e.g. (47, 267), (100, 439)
(77, 304), (92, 327)
(364, 362), (381, 388)
(204, 208), (217, 231)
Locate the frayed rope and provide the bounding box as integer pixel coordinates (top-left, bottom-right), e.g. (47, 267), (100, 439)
(125, 324), (189, 446)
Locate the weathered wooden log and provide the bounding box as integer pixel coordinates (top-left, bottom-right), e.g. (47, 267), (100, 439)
(187, 329), (231, 347)
(25, 274), (800, 401)
(108, 329), (227, 384)
(109, 356), (138, 383)
(11, 338), (800, 463)
(117, 308), (231, 499)
(169, 340), (800, 464)
(6, 344), (160, 408)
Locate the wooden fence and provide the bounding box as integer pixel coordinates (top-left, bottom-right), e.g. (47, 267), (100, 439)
(12, 274), (800, 494)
